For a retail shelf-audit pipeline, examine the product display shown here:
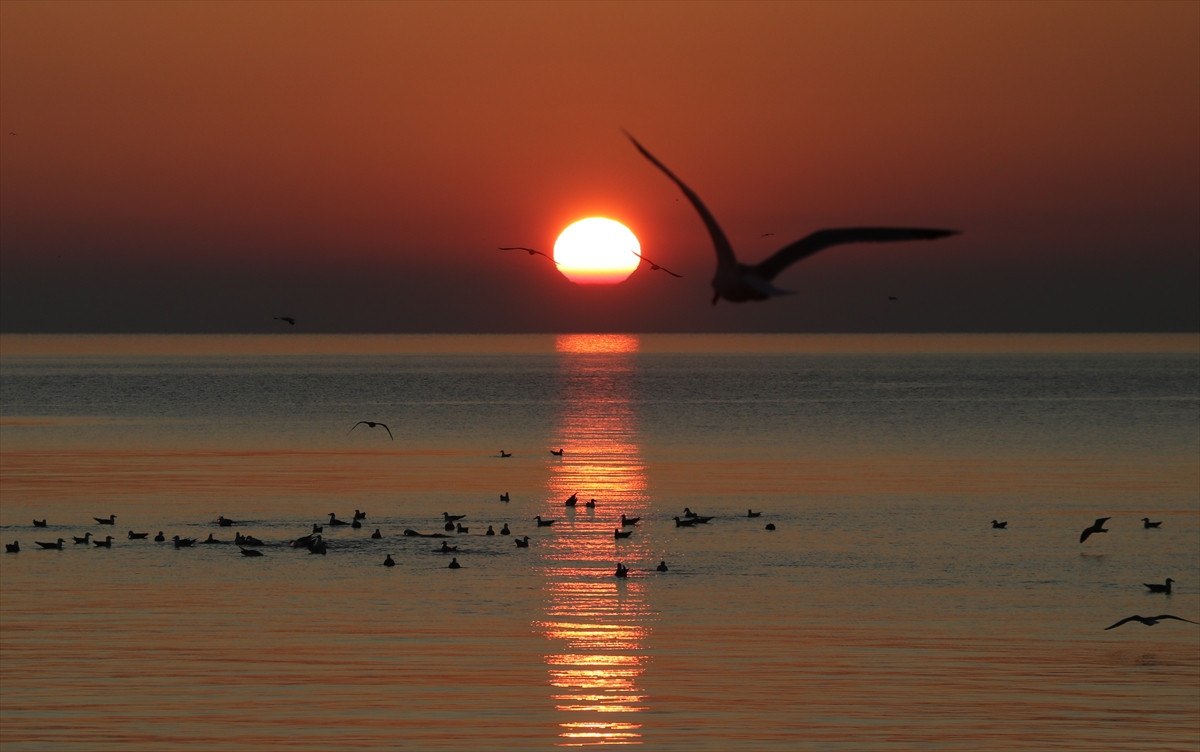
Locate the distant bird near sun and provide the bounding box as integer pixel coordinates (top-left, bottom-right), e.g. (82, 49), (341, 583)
(499, 246), (559, 264)
(633, 252), (683, 278)
(553, 217), (641, 284)
(625, 131), (958, 305)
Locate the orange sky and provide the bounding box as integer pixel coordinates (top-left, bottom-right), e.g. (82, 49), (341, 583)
(1, 0), (1197, 333)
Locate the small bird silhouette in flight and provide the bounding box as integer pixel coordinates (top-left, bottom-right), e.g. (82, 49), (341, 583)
(274, 316), (295, 325)
(1104, 614), (1198, 630)
(625, 131), (958, 305)
(499, 247), (560, 265)
(349, 421), (393, 440)
(633, 252), (683, 278)
(1079, 517), (1111, 543)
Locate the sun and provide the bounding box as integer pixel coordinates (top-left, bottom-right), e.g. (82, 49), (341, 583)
(553, 217), (640, 285)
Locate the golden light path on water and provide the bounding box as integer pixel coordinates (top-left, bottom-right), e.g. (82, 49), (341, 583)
(538, 334), (652, 746)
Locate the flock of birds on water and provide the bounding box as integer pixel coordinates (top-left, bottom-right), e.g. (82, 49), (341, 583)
(8, 460), (1194, 632)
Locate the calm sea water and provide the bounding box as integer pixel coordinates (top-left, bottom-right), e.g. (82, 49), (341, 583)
(1, 333), (1198, 751)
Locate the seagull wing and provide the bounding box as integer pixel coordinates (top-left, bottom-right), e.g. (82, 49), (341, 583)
(1094, 517), (1112, 526)
(380, 422), (394, 440)
(753, 228), (959, 281)
(1153, 614), (1200, 625)
(625, 131), (737, 271)
(1104, 615), (1143, 630)
(349, 421), (367, 434)
(634, 252), (683, 277)
(1080, 528), (1093, 543)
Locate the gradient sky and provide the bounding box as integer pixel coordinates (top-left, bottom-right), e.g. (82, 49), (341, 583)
(1, 0), (1197, 333)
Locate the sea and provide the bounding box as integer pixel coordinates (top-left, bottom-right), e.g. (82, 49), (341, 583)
(1, 333), (1197, 751)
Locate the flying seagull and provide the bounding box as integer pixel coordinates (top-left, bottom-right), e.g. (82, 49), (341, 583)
(1079, 516), (1111, 543)
(499, 246), (560, 265)
(624, 131), (958, 305)
(274, 316), (296, 325)
(633, 252), (683, 278)
(349, 421), (393, 440)
(1104, 614), (1198, 630)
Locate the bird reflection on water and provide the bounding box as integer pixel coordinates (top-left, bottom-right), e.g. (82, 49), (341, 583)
(537, 334), (652, 746)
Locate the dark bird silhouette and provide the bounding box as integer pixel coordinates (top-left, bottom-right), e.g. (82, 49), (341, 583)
(620, 514), (641, 527)
(614, 528), (632, 539)
(235, 533), (264, 546)
(439, 541), (458, 553)
(93, 535), (113, 548)
(201, 533), (225, 544)
(128, 530), (149, 540)
(992, 520), (1007, 529)
(515, 536), (530, 547)
(32, 519), (47, 527)
(94, 514), (116, 525)
(656, 560), (668, 572)
(36, 538), (65, 549)
(535, 515), (555, 527)
(274, 316), (295, 325)
(172, 536), (196, 548)
(499, 246), (560, 265)
(312, 524), (323, 533)
(308, 537), (327, 555)
(765, 523), (776, 531)
(443, 513), (466, 522)
(327, 513), (349, 526)
(371, 528), (382, 539)
(455, 523), (469, 534)
(5, 542), (18, 553)
(1080, 517), (1111, 543)
(383, 554), (395, 567)
(683, 507), (698, 518)
(499, 450), (512, 458)
(1144, 578), (1174, 594)
(351, 518), (362, 529)
(154, 531), (165, 542)
(747, 509), (761, 518)
(585, 498), (596, 509)
(550, 448), (565, 456)
(1104, 614), (1199, 630)
(674, 516), (698, 528)
(500, 492), (510, 502)
(73, 532), (92, 544)
(888, 295), (899, 301)
(633, 251), (683, 278)
(349, 421), (393, 440)
(564, 493), (578, 507)
(486, 525), (495, 536)
(216, 515), (239, 527)
(448, 557), (461, 569)
(240, 547), (264, 557)
(500, 523), (510, 535)
(625, 132), (958, 305)
(353, 509), (367, 520)
(1142, 517), (1162, 529)
(614, 562), (629, 578)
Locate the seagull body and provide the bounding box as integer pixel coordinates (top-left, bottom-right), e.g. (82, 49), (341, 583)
(274, 316), (296, 326)
(93, 535), (113, 548)
(992, 520), (1007, 529)
(564, 493), (578, 507)
(73, 533), (92, 544)
(747, 509), (761, 518)
(240, 547), (265, 557)
(36, 538), (65, 549)
(349, 421), (393, 440)
(620, 514), (640, 527)
(5, 542), (17, 553)
(1142, 517), (1162, 529)
(674, 516), (698, 528)
(656, 560), (669, 572)
(535, 515), (555, 527)
(327, 513), (349, 526)
(615, 562), (629, 578)
(515, 536), (530, 547)
(128, 530), (149, 540)
(94, 514), (116, 525)
(383, 554), (395, 567)
(443, 513), (466, 522)
(614, 528), (632, 539)
(1080, 517), (1111, 543)
(499, 450), (512, 458)
(625, 132), (958, 305)
(1144, 578), (1174, 594)
(499, 246), (560, 265)
(1104, 614), (1198, 630)
(500, 492), (510, 502)
(448, 557), (461, 569)
(500, 523), (510, 535)
(32, 519), (47, 527)
(633, 252), (683, 278)
(550, 448), (564, 456)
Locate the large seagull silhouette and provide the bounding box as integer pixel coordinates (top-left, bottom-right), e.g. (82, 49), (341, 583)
(624, 131), (958, 305)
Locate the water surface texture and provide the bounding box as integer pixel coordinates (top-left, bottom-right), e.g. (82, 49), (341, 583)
(2, 334), (1198, 750)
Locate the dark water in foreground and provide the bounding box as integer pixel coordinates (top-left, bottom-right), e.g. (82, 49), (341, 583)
(2, 333), (1198, 750)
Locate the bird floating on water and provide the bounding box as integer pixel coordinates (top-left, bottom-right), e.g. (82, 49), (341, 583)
(73, 533), (92, 544)
(614, 528), (632, 539)
(36, 539), (65, 549)
(128, 530), (148, 540)
(32, 519), (46, 527)
(535, 515), (555, 527)
(500, 523), (510, 535)
(499, 450), (512, 458)
(992, 520), (1007, 529)
(633, 251), (683, 278)
(615, 562), (629, 578)
(382, 554), (395, 567)
(1142, 517), (1162, 529)
(624, 132), (958, 305)
(515, 536), (530, 547)
(5, 542), (18, 553)
(1144, 578), (1174, 594)
(550, 448), (564, 456)
(448, 557), (461, 569)
(443, 513), (465, 522)
(656, 560), (669, 572)
(349, 421), (393, 440)
(620, 514), (640, 527)
(327, 513), (349, 526)
(500, 492), (510, 502)
(564, 493), (578, 507)
(93, 535), (113, 548)
(371, 528), (382, 539)
(1080, 517), (1111, 543)
(747, 509), (761, 518)
(1104, 614), (1198, 630)
(94, 514), (116, 525)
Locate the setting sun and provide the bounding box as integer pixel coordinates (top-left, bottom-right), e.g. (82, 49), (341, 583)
(553, 218), (641, 285)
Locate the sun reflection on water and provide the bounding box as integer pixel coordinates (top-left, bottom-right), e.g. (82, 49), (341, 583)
(538, 334), (652, 746)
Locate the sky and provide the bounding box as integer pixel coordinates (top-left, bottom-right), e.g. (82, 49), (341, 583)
(1, 0), (1197, 334)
